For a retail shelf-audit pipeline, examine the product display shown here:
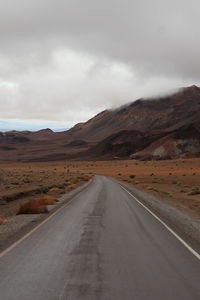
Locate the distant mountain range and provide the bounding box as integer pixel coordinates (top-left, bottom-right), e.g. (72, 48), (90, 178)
(1, 85), (200, 162)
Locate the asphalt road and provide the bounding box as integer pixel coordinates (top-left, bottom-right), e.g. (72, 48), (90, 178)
(0, 175), (199, 300)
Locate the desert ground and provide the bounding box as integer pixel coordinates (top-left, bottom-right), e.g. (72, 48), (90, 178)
(0, 158), (200, 222)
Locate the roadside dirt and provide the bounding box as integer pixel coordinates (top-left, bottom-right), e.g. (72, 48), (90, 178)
(0, 162), (91, 219)
(0, 158), (199, 220)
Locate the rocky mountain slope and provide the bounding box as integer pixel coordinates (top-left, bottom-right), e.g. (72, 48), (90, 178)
(0, 85), (200, 161)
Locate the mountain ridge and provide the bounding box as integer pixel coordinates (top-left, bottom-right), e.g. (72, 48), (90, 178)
(0, 85), (200, 162)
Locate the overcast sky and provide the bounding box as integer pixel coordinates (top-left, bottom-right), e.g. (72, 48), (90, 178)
(0, 0), (199, 130)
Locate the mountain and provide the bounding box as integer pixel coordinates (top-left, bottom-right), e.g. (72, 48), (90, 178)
(0, 85), (200, 161)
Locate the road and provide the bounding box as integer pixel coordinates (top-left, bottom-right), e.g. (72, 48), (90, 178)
(0, 175), (199, 300)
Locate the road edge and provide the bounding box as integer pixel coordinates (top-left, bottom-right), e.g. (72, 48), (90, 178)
(0, 177), (94, 256)
(111, 177), (200, 255)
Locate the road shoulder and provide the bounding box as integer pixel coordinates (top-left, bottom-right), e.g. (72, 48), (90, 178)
(113, 177), (200, 254)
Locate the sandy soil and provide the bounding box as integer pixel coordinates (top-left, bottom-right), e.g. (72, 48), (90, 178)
(0, 158), (199, 220)
(0, 162), (91, 219)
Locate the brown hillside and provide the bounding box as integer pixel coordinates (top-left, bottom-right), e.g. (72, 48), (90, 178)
(0, 85), (200, 161)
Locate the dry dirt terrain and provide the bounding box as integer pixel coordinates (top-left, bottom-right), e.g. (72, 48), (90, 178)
(71, 158), (200, 219)
(0, 162), (91, 221)
(0, 158), (200, 222)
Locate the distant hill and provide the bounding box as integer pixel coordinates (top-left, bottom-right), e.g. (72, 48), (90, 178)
(0, 85), (200, 162)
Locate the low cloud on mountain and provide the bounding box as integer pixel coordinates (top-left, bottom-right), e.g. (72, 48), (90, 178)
(0, 0), (199, 128)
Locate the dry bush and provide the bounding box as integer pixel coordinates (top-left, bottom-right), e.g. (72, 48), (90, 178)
(147, 186), (154, 190)
(49, 187), (60, 192)
(67, 183), (77, 191)
(68, 177), (79, 184)
(81, 176), (90, 181)
(0, 217), (7, 225)
(18, 199), (48, 215)
(123, 179), (131, 183)
(37, 195), (57, 205)
(134, 180), (140, 184)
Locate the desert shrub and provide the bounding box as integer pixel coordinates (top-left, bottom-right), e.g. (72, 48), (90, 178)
(67, 184), (77, 191)
(118, 173), (121, 176)
(188, 186), (200, 195)
(17, 199), (48, 214)
(147, 186), (154, 190)
(37, 186), (49, 194)
(53, 184), (65, 189)
(172, 181), (177, 184)
(0, 217), (7, 225)
(129, 175), (136, 179)
(37, 195), (57, 205)
(11, 181), (19, 185)
(49, 187), (60, 192)
(23, 177), (30, 183)
(134, 180), (140, 184)
(82, 176), (90, 181)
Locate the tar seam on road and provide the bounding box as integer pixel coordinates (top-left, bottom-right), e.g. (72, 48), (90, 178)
(120, 184), (200, 261)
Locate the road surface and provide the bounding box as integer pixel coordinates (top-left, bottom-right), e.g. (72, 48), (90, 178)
(0, 175), (199, 300)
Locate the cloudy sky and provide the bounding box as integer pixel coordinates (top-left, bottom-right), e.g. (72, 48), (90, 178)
(0, 0), (199, 131)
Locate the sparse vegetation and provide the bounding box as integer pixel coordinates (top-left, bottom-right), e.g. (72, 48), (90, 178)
(53, 184), (65, 189)
(11, 181), (19, 185)
(188, 186), (200, 195)
(23, 177), (30, 183)
(67, 183), (77, 191)
(37, 186), (49, 194)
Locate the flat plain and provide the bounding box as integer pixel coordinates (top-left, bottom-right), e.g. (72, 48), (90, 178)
(0, 158), (199, 220)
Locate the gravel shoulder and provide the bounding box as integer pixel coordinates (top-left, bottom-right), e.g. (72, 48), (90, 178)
(0, 178), (93, 253)
(115, 178), (200, 253)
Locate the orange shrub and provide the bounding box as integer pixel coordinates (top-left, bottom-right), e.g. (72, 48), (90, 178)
(49, 187), (60, 192)
(18, 199), (48, 215)
(67, 183), (77, 191)
(134, 181), (140, 184)
(0, 217), (7, 225)
(81, 176), (90, 181)
(37, 195), (57, 205)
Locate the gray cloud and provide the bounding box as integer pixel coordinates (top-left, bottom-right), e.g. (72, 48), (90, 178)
(0, 0), (199, 128)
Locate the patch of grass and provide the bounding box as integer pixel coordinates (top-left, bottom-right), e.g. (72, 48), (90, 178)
(188, 186), (200, 195)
